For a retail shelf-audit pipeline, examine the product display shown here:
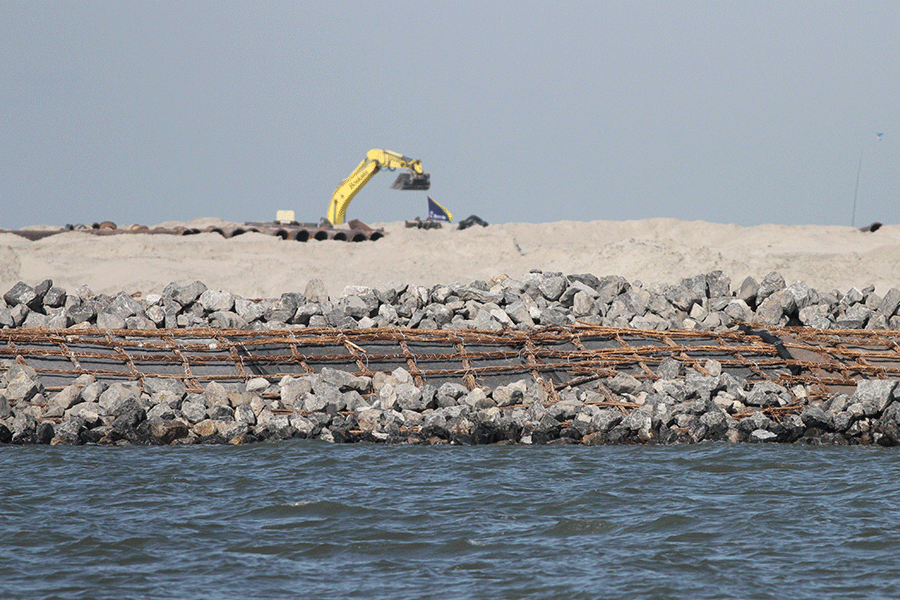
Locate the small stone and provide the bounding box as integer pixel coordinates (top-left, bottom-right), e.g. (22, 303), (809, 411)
(749, 428), (778, 443)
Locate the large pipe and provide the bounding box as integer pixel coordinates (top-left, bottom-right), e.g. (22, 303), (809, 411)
(4, 222), (385, 242)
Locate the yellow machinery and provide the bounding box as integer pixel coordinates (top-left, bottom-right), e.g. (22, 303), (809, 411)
(326, 149), (430, 225)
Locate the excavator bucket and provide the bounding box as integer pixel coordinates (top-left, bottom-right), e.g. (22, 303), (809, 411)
(390, 172), (431, 190)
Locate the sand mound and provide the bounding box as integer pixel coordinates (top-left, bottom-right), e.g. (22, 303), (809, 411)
(0, 218), (896, 298)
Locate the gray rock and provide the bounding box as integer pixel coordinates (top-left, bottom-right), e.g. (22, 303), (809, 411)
(876, 403), (900, 445)
(319, 367), (370, 392)
(664, 285), (702, 312)
(538, 275), (567, 302)
(207, 311), (247, 329)
(79, 380), (107, 405)
(755, 289), (796, 325)
(453, 285), (503, 305)
(11, 411), (38, 442)
(234, 403), (256, 425)
(143, 377), (186, 399)
(493, 381), (526, 407)
(798, 304), (831, 328)
(45, 309), (70, 329)
(801, 405), (833, 430)
(304, 279), (329, 304)
(96, 311), (126, 330)
(606, 372), (642, 395)
(739, 410), (772, 433)
(736, 276), (759, 305)
(437, 382), (468, 407)
(757, 271), (786, 303)
(198, 289), (235, 313)
(148, 418), (189, 444)
(108, 292), (145, 320)
(266, 293), (302, 323)
(706, 271), (731, 298)
(565, 273), (602, 293)
(49, 384), (83, 411)
(111, 397), (147, 433)
(180, 398), (208, 423)
(681, 275), (708, 299)
(785, 281), (817, 312)
(147, 402), (178, 420)
(852, 380), (896, 417)
(621, 409), (652, 439)
(341, 294), (372, 319)
(43, 286), (67, 309)
(51, 416), (85, 445)
(832, 410), (855, 432)
(591, 408), (623, 432)
(21, 311), (49, 329)
(595, 275), (628, 304)
(837, 303), (871, 329)
(98, 383), (140, 414)
(656, 357), (683, 380)
(5, 366), (44, 402)
(875, 288), (900, 320)
(725, 299), (754, 323)
(234, 298), (265, 323)
(395, 383), (426, 411)
(5, 304), (30, 328)
(279, 376), (312, 408)
(164, 280), (208, 307)
(4, 282), (38, 310)
(744, 381), (787, 407)
(749, 428), (778, 443)
(699, 408), (729, 440)
(208, 404), (235, 421)
(203, 381), (230, 408)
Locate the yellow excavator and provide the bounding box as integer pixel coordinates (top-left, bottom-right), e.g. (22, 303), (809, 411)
(326, 149), (430, 225)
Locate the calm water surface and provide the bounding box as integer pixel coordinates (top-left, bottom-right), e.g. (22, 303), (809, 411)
(2, 442), (899, 599)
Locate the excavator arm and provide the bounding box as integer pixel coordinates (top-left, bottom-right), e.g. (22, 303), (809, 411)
(326, 149), (430, 225)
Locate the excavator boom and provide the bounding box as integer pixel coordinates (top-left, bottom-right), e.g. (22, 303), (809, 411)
(327, 149), (430, 225)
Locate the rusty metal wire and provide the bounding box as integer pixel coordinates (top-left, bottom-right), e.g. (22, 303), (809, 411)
(2, 324), (899, 398)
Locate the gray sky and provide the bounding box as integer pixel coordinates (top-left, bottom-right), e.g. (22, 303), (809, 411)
(2, 1), (898, 230)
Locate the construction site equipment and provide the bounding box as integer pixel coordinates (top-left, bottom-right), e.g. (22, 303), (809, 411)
(327, 149), (430, 225)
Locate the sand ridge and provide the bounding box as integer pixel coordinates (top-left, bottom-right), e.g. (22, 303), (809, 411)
(0, 218), (897, 299)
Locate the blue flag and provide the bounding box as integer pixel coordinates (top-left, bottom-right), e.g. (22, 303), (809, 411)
(427, 196), (453, 222)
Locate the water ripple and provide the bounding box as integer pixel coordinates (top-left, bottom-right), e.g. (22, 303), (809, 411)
(2, 442), (900, 599)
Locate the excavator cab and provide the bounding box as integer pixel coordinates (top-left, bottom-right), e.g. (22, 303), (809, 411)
(390, 171), (431, 191)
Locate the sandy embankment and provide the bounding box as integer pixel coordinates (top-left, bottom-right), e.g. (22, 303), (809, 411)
(0, 218), (897, 299)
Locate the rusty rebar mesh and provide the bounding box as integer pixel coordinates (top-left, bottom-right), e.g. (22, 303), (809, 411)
(3, 325), (900, 400)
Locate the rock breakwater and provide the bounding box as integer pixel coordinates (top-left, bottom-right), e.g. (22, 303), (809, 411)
(2, 269), (900, 447)
(2, 269), (899, 332)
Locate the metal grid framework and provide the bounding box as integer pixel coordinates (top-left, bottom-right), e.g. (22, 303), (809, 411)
(3, 325), (900, 403)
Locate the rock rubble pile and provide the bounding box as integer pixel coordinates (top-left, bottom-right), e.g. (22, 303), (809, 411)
(3, 269), (900, 447)
(4, 359), (900, 447)
(2, 269), (900, 333)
